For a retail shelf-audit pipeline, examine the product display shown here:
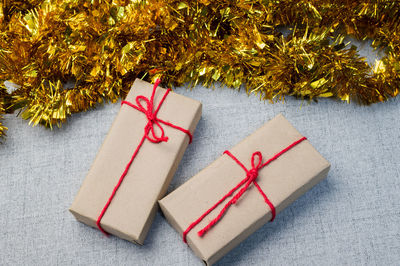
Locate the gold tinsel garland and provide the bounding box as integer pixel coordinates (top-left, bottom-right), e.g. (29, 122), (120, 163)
(0, 0), (399, 137)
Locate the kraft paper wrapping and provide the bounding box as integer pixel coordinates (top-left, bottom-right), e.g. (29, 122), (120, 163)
(159, 114), (330, 265)
(70, 79), (202, 244)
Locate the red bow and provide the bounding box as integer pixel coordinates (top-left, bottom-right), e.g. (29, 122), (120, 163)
(121, 78), (170, 143)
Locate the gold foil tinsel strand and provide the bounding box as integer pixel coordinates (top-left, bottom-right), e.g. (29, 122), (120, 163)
(0, 81), (6, 137)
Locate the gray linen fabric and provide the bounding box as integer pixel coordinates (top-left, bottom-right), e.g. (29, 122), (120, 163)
(1, 44), (399, 265)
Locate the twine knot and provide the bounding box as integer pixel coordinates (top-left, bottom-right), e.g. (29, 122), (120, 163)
(135, 95), (168, 143)
(247, 168), (259, 182)
(124, 79), (171, 143)
(246, 151), (262, 182)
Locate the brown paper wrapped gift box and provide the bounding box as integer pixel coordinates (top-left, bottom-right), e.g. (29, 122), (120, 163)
(159, 114), (330, 265)
(69, 79), (202, 244)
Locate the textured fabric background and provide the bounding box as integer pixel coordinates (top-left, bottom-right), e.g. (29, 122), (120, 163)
(1, 44), (400, 265)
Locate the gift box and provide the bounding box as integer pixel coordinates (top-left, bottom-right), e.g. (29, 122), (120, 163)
(159, 114), (330, 265)
(69, 79), (202, 244)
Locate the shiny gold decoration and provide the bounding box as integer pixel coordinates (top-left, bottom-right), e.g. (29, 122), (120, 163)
(0, 82), (6, 137)
(0, 0), (399, 137)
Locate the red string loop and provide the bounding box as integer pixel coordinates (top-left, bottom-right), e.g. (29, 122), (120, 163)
(182, 136), (307, 243)
(96, 79), (193, 236)
(251, 152), (262, 167)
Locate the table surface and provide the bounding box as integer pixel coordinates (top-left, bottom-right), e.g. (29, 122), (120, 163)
(1, 43), (400, 265)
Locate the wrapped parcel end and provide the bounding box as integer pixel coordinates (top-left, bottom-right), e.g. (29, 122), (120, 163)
(70, 79), (202, 244)
(159, 114), (330, 265)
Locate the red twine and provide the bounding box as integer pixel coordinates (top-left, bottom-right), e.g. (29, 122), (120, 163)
(182, 136), (307, 243)
(96, 79), (193, 235)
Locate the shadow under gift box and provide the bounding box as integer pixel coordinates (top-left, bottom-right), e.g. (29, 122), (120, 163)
(69, 79), (202, 244)
(159, 114), (330, 265)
